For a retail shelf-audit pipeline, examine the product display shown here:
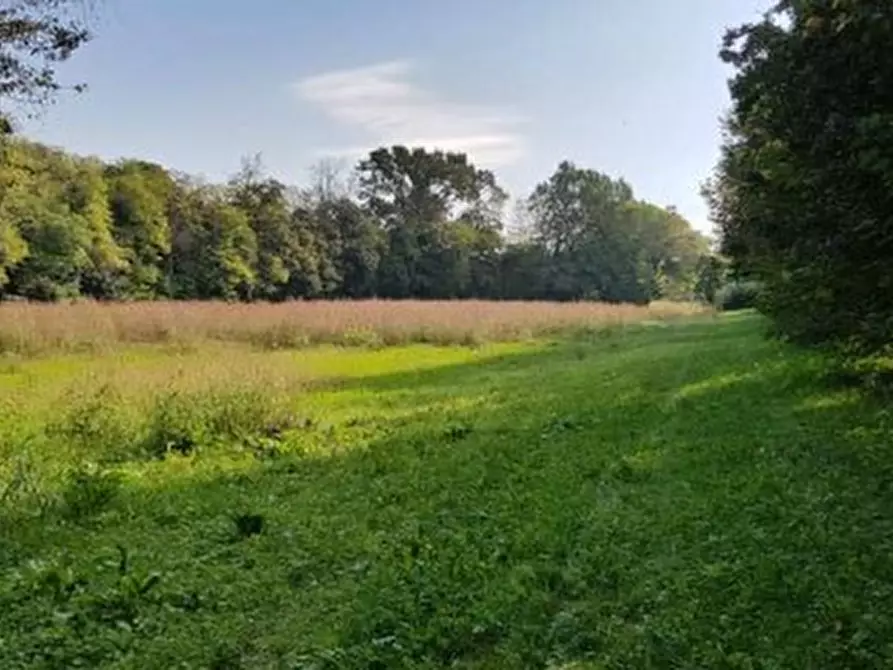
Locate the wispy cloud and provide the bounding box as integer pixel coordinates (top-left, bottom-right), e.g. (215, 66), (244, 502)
(294, 60), (525, 167)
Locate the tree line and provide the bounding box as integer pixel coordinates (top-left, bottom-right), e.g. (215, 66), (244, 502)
(708, 0), (893, 356)
(0, 2), (716, 305)
(0, 138), (711, 303)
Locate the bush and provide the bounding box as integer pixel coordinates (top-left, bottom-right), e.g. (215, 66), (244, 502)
(716, 281), (762, 312)
(61, 465), (122, 521)
(143, 388), (293, 460)
(143, 391), (211, 459)
(48, 385), (139, 463)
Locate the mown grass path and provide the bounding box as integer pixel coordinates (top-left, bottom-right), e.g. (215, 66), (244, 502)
(2, 314), (892, 668)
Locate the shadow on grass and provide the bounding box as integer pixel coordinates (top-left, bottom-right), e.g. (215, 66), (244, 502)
(2, 313), (893, 669)
(309, 314), (763, 400)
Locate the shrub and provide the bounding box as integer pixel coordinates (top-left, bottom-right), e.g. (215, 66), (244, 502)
(717, 281), (762, 312)
(61, 465), (122, 521)
(48, 385), (139, 463)
(143, 391), (211, 458)
(143, 388), (294, 459)
(232, 513), (265, 541)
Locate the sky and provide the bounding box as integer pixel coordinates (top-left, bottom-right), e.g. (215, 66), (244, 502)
(20, 0), (768, 233)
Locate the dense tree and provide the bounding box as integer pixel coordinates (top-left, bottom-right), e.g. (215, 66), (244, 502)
(0, 139), (124, 299)
(167, 180), (256, 300)
(526, 162), (704, 303)
(0, 0), (95, 292)
(709, 0), (893, 352)
(69, 156), (128, 297)
(528, 162), (637, 301)
(497, 242), (548, 300)
(105, 160), (175, 297)
(0, 2), (713, 307)
(312, 196), (382, 298)
(227, 158), (300, 300)
(624, 202), (710, 301)
(694, 254), (727, 305)
(0, 138), (28, 290)
(0, 139), (707, 304)
(358, 146), (506, 299)
(0, 0), (90, 297)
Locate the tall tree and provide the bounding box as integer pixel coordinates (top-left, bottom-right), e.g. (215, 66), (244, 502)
(168, 179), (257, 300)
(358, 146), (506, 299)
(0, 0), (95, 294)
(623, 201), (709, 301)
(528, 163), (706, 303)
(528, 162), (643, 302)
(69, 155), (128, 297)
(709, 0), (893, 351)
(694, 254), (727, 305)
(105, 160), (175, 297)
(228, 158), (297, 300)
(0, 135), (28, 291)
(0, 139), (124, 300)
(312, 197), (382, 298)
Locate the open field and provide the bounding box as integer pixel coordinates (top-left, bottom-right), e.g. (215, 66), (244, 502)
(2, 312), (893, 668)
(0, 300), (704, 357)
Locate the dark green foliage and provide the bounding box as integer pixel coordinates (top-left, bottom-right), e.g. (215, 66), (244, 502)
(104, 160), (174, 297)
(527, 162), (709, 303)
(233, 513), (265, 540)
(358, 145), (508, 299)
(209, 643), (245, 670)
(1, 547), (166, 668)
(311, 197), (383, 299)
(708, 0), (893, 353)
(694, 254), (727, 304)
(60, 465), (121, 521)
(443, 423), (473, 442)
(717, 280), (762, 312)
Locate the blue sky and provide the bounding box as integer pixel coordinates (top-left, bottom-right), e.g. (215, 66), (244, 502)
(21, 0), (767, 232)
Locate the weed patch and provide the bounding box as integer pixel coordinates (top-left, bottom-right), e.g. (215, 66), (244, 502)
(60, 465), (122, 521)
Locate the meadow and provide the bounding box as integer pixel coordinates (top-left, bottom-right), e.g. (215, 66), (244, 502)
(0, 300), (703, 356)
(1, 303), (892, 668)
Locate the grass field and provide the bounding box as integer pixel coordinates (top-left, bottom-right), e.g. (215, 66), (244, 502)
(2, 311), (893, 668)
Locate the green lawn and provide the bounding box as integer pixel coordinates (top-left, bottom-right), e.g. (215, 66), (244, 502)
(2, 314), (893, 668)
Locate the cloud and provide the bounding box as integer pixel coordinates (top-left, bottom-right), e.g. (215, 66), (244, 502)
(294, 60), (525, 167)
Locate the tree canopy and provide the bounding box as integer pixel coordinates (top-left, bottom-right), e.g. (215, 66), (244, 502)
(708, 0), (893, 353)
(0, 139), (709, 303)
(0, 0), (92, 123)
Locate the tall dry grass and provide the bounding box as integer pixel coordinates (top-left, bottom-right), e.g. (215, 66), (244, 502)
(0, 300), (707, 356)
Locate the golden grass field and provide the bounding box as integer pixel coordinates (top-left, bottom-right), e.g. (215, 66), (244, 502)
(0, 299), (707, 356)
